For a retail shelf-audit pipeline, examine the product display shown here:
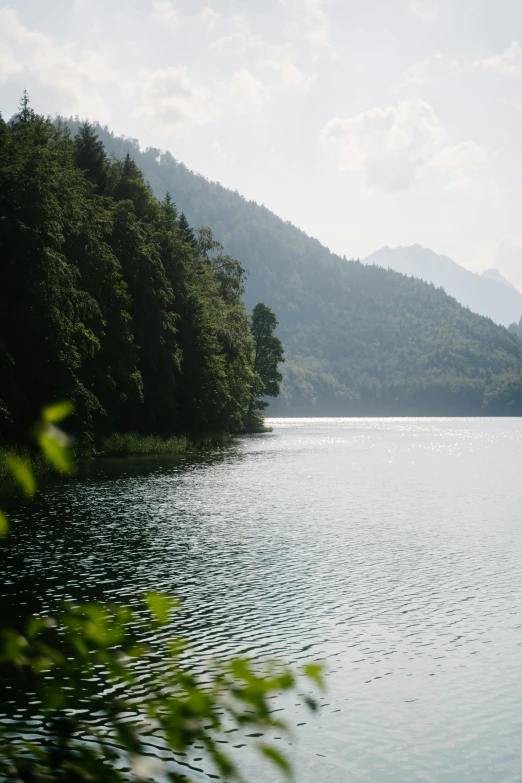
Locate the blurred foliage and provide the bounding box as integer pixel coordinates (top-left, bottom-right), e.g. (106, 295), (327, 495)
(0, 403), (74, 533)
(4, 454), (36, 498)
(0, 595), (321, 782)
(0, 406), (323, 781)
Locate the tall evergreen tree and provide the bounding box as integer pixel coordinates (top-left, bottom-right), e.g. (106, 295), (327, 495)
(0, 105), (101, 435)
(64, 192), (143, 433)
(109, 199), (180, 434)
(247, 303), (284, 430)
(179, 212), (197, 247)
(74, 121), (108, 194)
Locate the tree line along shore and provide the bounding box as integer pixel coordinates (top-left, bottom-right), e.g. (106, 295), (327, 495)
(0, 96), (284, 468)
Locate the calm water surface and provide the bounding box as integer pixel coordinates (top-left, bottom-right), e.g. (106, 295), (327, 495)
(2, 417), (522, 782)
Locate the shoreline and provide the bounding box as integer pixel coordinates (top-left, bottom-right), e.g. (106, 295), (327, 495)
(0, 431), (237, 492)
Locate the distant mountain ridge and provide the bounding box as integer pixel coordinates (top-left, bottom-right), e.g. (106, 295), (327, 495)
(363, 245), (522, 326)
(63, 119), (522, 416)
(482, 268), (518, 291)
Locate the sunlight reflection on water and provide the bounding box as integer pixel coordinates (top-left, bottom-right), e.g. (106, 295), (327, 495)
(2, 418), (522, 781)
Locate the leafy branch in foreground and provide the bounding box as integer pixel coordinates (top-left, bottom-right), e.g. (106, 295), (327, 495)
(0, 405), (323, 781)
(0, 402), (74, 532)
(0, 595), (322, 782)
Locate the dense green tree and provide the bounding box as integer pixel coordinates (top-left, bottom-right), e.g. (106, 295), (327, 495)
(247, 303), (284, 429)
(178, 211), (196, 246)
(152, 196), (227, 433)
(107, 199), (180, 434)
(73, 120), (109, 194)
(508, 316), (522, 340)
(0, 102), (101, 437)
(0, 100), (281, 444)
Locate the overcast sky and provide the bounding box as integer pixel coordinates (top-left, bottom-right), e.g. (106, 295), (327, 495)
(2, 0), (522, 284)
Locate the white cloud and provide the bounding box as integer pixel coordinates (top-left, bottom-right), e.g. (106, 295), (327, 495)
(134, 56), (312, 138)
(0, 47), (23, 81)
(392, 52), (465, 98)
(320, 101), (489, 194)
(301, 0), (331, 49)
(0, 7), (126, 119)
(134, 67), (212, 138)
(405, 42), (522, 88)
(433, 140), (486, 171)
(151, 1), (180, 32)
(430, 140), (488, 193)
(217, 59), (313, 116)
(495, 236), (522, 289)
(403, 52), (446, 86)
(473, 42), (522, 77)
(211, 139), (234, 161)
(199, 6), (219, 34)
(285, 0), (335, 54)
(0, 7), (312, 140)
(257, 59), (314, 94)
(209, 16), (263, 53)
(222, 68), (268, 113)
(320, 100), (447, 191)
(400, 44), (522, 102)
(409, 0), (439, 22)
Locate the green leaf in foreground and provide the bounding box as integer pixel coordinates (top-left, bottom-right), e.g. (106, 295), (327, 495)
(42, 401), (74, 424)
(0, 511), (8, 537)
(37, 426), (73, 475)
(258, 744), (292, 777)
(303, 662), (325, 689)
(145, 592), (180, 624)
(0, 588), (324, 780)
(5, 454), (36, 498)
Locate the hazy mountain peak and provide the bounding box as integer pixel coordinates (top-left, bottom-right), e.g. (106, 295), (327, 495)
(364, 245), (522, 326)
(481, 268), (518, 291)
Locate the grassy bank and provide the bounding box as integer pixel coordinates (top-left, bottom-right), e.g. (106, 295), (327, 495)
(0, 432), (233, 491)
(242, 424), (273, 434)
(98, 431), (232, 457)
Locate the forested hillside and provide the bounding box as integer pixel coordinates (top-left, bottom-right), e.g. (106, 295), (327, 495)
(509, 317), (522, 340)
(64, 120), (522, 416)
(0, 103), (275, 444)
(364, 244), (522, 326)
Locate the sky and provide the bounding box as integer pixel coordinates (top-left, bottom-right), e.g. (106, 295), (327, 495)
(2, 0), (522, 285)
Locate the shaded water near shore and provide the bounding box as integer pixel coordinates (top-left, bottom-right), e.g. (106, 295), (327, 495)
(2, 418), (522, 781)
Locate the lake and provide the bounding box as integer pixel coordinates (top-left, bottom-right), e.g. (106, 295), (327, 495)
(2, 417), (522, 782)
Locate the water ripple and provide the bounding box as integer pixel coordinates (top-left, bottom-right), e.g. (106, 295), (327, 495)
(2, 418), (522, 781)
